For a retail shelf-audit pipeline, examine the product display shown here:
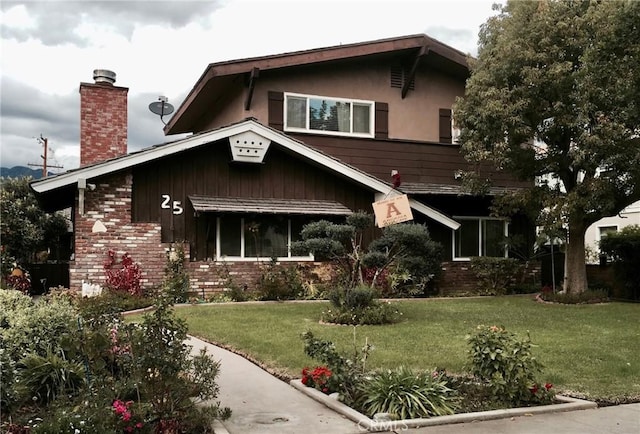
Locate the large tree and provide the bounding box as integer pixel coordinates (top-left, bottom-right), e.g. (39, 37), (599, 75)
(455, 0), (640, 293)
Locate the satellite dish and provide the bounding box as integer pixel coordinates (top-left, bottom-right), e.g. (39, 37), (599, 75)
(148, 96), (174, 125)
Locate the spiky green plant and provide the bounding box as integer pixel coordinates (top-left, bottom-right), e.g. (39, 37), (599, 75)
(357, 366), (457, 419)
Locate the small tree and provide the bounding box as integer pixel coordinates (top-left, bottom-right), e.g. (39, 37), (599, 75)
(363, 222), (443, 294)
(291, 211), (373, 288)
(0, 176), (68, 265)
(292, 212), (442, 292)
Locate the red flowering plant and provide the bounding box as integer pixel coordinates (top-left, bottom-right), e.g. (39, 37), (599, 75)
(301, 366), (334, 394)
(112, 399), (145, 433)
(529, 382), (555, 403)
(104, 250), (143, 296)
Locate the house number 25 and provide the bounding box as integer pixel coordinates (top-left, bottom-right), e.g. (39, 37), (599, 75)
(161, 194), (184, 215)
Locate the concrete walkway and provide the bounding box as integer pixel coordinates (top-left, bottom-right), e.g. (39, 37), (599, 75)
(188, 336), (640, 434)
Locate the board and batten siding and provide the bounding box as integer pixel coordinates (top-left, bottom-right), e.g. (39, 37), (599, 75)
(131, 139), (375, 244)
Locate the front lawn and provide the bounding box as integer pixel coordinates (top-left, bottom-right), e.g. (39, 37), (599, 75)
(172, 296), (639, 403)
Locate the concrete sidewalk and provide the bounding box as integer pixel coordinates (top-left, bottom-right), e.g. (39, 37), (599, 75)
(188, 336), (640, 434)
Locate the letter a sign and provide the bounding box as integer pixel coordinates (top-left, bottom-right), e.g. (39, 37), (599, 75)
(372, 194), (413, 228)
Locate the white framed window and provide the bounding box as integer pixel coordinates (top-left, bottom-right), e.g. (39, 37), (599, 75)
(452, 217), (509, 260)
(215, 214), (313, 261)
(597, 225), (618, 243)
(284, 92), (374, 137)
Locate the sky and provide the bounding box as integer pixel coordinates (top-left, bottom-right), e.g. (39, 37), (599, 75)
(0, 0), (500, 172)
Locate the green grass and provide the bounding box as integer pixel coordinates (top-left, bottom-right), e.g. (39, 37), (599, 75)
(165, 296), (639, 403)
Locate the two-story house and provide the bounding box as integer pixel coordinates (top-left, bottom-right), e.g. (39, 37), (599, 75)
(30, 34), (535, 295)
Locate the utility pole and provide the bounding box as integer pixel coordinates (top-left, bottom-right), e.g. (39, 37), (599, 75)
(28, 135), (63, 177)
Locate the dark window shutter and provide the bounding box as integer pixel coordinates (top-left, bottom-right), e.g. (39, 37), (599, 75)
(375, 102), (389, 139)
(439, 108), (452, 144)
(268, 91), (284, 130)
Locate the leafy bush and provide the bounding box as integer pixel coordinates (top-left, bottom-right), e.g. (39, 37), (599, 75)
(323, 285), (402, 325)
(469, 257), (521, 295)
(103, 250), (142, 296)
(163, 244), (190, 303)
(599, 225), (640, 300)
(0, 176), (69, 264)
(467, 325), (554, 407)
(3, 291), (231, 432)
(357, 367), (457, 419)
(0, 290), (77, 362)
(75, 289), (153, 327)
(364, 223), (443, 295)
(256, 259), (305, 300)
(301, 330), (372, 406)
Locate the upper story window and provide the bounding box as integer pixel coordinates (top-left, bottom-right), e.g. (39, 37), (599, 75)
(452, 217), (509, 260)
(284, 92), (374, 137)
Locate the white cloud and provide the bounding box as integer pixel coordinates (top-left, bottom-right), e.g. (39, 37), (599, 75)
(0, 0), (498, 169)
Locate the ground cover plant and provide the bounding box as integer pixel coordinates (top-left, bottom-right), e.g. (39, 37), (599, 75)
(170, 296), (640, 405)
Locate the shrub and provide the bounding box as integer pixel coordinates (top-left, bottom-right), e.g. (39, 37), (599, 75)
(469, 257), (521, 295)
(163, 244), (190, 303)
(103, 250), (142, 296)
(256, 259), (304, 300)
(467, 325), (554, 407)
(301, 331), (372, 406)
(323, 286), (402, 325)
(365, 223), (443, 295)
(0, 291), (77, 362)
(357, 367), (458, 419)
(3, 291), (231, 432)
(599, 225), (640, 300)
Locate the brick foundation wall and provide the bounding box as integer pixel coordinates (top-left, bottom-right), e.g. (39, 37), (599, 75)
(185, 260), (333, 298)
(438, 260), (541, 296)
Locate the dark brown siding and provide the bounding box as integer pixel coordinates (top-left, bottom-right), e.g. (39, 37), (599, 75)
(287, 133), (531, 188)
(439, 108), (452, 144)
(131, 139), (375, 242)
(268, 91), (284, 130)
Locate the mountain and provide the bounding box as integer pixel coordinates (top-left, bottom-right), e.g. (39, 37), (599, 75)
(0, 166), (54, 179)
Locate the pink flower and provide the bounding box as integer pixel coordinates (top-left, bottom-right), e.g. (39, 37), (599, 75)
(545, 383), (553, 390)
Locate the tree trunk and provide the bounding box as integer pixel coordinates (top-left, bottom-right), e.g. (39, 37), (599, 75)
(563, 222), (588, 294)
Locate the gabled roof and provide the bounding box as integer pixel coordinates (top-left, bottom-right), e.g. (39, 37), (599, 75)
(164, 33), (470, 135)
(30, 118), (460, 229)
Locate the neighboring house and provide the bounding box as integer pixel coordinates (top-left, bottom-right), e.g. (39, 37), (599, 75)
(585, 200), (640, 263)
(30, 34), (536, 295)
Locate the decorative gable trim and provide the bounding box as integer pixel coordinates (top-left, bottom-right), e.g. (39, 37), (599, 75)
(31, 119), (460, 230)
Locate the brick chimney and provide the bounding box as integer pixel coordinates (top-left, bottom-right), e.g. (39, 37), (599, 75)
(79, 69), (128, 166)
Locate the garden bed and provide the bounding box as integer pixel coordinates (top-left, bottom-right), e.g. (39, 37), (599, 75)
(290, 380), (597, 432)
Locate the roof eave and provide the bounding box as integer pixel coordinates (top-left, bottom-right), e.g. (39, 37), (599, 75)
(32, 119), (461, 230)
(164, 33), (470, 135)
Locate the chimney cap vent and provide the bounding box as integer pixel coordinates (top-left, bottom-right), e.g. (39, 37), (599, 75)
(93, 69), (116, 85)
